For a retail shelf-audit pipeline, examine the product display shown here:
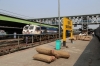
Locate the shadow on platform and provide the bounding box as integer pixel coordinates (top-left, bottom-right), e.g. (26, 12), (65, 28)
(74, 36), (100, 66)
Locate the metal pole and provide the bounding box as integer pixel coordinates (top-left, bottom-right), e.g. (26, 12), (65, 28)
(32, 35), (33, 43)
(81, 17), (83, 30)
(18, 35), (19, 47)
(58, 0), (61, 40)
(40, 21), (41, 44)
(87, 17), (88, 35)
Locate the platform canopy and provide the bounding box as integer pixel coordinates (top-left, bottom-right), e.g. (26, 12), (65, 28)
(0, 15), (58, 28)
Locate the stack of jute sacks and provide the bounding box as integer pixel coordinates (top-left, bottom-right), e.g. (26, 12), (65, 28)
(73, 35), (92, 41)
(69, 37), (77, 41)
(33, 47), (70, 63)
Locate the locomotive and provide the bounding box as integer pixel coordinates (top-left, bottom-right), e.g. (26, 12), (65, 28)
(0, 30), (7, 39)
(22, 24), (58, 34)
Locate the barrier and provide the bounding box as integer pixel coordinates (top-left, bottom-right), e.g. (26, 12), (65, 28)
(55, 40), (61, 50)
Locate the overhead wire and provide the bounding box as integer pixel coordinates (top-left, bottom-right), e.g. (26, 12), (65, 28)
(0, 9), (33, 19)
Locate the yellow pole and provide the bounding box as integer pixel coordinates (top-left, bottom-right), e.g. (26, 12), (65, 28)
(70, 20), (73, 39)
(63, 18), (67, 46)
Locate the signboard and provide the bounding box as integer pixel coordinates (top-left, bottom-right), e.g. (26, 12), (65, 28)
(62, 17), (73, 46)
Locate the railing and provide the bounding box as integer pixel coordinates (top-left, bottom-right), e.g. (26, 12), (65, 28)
(0, 33), (61, 44)
(0, 33), (62, 56)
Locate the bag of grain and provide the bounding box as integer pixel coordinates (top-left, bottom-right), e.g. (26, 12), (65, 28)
(33, 54), (56, 63)
(53, 50), (70, 59)
(36, 47), (54, 55)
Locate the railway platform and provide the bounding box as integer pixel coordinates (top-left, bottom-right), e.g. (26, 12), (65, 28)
(0, 36), (100, 66)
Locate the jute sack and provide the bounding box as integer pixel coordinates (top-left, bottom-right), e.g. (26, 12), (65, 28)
(73, 35), (76, 40)
(53, 50), (70, 58)
(79, 35), (82, 40)
(74, 35), (76, 40)
(77, 35), (80, 40)
(69, 37), (76, 41)
(80, 36), (83, 40)
(81, 36), (86, 40)
(51, 50), (60, 59)
(33, 54), (56, 63)
(76, 35), (79, 40)
(35, 47), (60, 58)
(73, 36), (76, 40)
(83, 36), (91, 41)
(78, 35), (80, 40)
(36, 47), (54, 55)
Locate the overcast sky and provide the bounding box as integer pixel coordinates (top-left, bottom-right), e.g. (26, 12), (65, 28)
(0, 0), (100, 19)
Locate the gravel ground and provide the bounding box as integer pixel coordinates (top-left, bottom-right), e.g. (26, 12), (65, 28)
(0, 36), (100, 66)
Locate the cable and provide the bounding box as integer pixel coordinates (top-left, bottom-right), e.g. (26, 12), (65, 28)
(0, 9), (33, 19)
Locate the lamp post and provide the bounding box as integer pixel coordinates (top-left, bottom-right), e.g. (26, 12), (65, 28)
(81, 17), (83, 30)
(86, 16), (88, 35)
(58, 0), (61, 40)
(55, 0), (61, 50)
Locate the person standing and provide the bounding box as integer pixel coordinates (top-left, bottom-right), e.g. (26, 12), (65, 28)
(14, 32), (17, 39)
(26, 36), (28, 44)
(92, 32), (94, 37)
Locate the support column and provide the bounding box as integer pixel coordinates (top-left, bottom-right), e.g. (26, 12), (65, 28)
(63, 28), (66, 46)
(63, 18), (67, 46)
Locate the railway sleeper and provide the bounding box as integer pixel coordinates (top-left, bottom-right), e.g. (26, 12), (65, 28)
(26, 44), (32, 48)
(18, 44), (28, 49)
(2, 48), (9, 54)
(0, 48), (6, 56)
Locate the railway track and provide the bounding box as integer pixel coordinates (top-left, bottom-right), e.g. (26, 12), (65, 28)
(0, 33), (60, 56)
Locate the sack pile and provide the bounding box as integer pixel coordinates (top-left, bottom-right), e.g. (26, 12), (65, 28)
(82, 36), (92, 41)
(33, 47), (70, 63)
(69, 36), (76, 41)
(71, 35), (92, 41)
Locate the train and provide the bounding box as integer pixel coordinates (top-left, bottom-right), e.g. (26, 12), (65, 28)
(0, 30), (7, 39)
(22, 24), (59, 34)
(22, 24), (81, 36)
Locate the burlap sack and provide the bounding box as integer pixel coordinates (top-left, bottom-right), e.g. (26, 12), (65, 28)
(69, 36), (76, 41)
(52, 50), (60, 59)
(73, 36), (76, 40)
(33, 54), (56, 63)
(53, 50), (70, 58)
(83, 36), (91, 41)
(36, 47), (60, 58)
(73, 35), (76, 40)
(80, 36), (83, 40)
(36, 47), (54, 55)
(79, 35), (82, 40)
(77, 35), (80, 40)
(75, 35), (79, 40)
(81, 36), (86, 40)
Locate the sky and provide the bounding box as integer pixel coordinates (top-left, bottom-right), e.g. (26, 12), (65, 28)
(0, 0), (100, 19)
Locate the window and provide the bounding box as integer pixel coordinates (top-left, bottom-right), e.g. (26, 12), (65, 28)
(41, 27), (46, 30)
(24, 26), (29, 30)
(36, 27), (40, 31)
(29, 26), (34, 30)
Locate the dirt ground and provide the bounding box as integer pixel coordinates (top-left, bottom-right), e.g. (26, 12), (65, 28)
(0, 36), (100, 66)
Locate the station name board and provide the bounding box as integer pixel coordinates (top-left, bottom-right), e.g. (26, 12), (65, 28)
(66, 25), (72, 29)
